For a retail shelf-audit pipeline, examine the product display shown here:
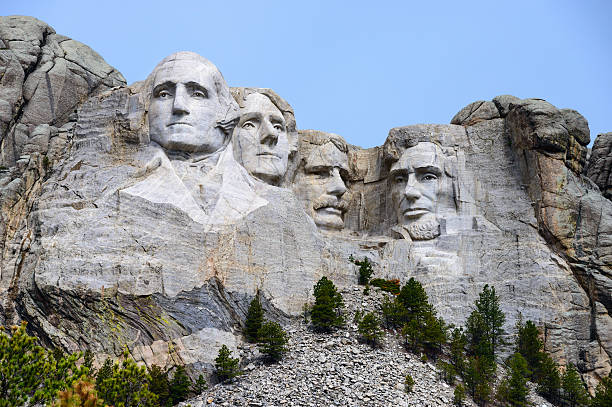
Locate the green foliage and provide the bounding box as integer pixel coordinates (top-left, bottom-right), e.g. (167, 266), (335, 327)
(0, 322), (88, 407)
(536, 353), (561, 404)
(349, 255), (374, 285)
(561, 363), (590, 407)
(449, 327), (467, 373)
(453, 384), (466, 406)
(148, 365), (170, 407)
(53, 377), (102, 407)
(257, 321), (289, 363)
(466, 284), (506, 360)
(369, 278), (400, 295)
(83, 350), (94, 375)
(357, 312), (384, 347)
(404, 373), (415, 393)
(94, 359), (113, 393)
(395, 278), (447, 358)
(244, 295), (265, 343)
(214, 345), (241, 383)
(192, 374), (208, 395)
(516, 319), (543, 380)
(437, 361), (456, 385)
(96, 356), (158, 407)
(592, 376), (612, 407)
(463, 356), (495, 406)
(380, 296), (406, 329)
(310, 277), (344, 332)
(497, 353), (530, 407)
(169, 365), (192, 405)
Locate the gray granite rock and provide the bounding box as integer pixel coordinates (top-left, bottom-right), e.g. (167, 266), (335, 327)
(586, 132), (612, 200)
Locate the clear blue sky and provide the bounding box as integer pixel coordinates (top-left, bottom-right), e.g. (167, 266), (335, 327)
(5, 1), (611, 148)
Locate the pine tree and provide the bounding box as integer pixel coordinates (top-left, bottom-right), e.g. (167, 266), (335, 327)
(257, 321), (289, 363)
(0, 322), (88, 407)
(463, 356), (495, 406)
(516, 319), (543, 379)
(244, 295), (264, 343)
(450, 326), (467, 373)
(349, 255), (374, 285)
(310, 277), (344, 332)
(453, 384), (466, 406)
(148, 365), (170, 407)
(466, 285), (506, 359)
(94, 358), (113, 392)
(169, 365), (192, 405)
(497, 353), (530, 407)
(214, 345), (241, 383)
(96, 356), (158, 407)
(592, 376), (612, 407)
(561, 363), (590, 407)
(357, 312), (384, 347)
(398, 278), (430, 317)
(536, 353), (561, 404)
(192, 374), (208, 395)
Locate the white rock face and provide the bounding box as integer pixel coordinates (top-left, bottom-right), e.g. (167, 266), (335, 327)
(1, 17), (611, 390)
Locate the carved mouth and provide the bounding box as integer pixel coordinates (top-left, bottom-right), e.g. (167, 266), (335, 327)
(167, 122), (192, 127)
(402, 208), (430, 218)
(257, 152), (281, 159)
(317, 207), (343, 216)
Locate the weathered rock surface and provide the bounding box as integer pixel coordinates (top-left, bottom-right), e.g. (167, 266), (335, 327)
(0, 16), (610, 395)
(586, 132), (612, 200)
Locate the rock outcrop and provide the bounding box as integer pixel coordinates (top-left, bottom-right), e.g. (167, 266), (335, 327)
(586, 132), (612, 200)
(0, 16), (610, 392)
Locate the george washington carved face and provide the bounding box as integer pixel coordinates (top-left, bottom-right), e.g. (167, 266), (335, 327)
(147, 52), (237, 154)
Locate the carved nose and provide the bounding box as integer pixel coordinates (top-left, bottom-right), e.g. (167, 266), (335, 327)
(404, 176), (421, 200)
(260, 121), (278, 147)
(172, 87), (190, 115)
(327, 168), (347, 197)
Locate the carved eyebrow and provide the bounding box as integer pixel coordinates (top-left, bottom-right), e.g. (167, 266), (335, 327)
(152, 81), (175, 95)
(240, 112), (262, 122)
(184, 81), (208, 96)
(414, 165), (442, 175)
(389, 168), (410, 176)
(269, 114), (286, 125)
(305, 164), (332, 173)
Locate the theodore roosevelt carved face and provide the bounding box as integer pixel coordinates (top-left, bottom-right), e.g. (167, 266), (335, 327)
(389, 142), (453, 240)
(147, 52), (237, 154)
(294, 133), (349, 231)
(232, 93), (290, 185)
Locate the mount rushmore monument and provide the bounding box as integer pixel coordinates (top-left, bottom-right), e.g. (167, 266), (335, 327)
(0, 16), (611, 388)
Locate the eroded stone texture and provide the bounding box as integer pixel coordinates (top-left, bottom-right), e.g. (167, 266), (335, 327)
(586, 132), (612, 200)
(0, 18), (611, 391)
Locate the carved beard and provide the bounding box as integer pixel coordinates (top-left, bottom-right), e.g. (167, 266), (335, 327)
(407, 218), (441, 241)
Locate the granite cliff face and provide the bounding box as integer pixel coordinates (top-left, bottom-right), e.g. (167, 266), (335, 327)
(0, 16), (610, 389)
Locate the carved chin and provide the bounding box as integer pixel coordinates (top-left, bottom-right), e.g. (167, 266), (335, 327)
(407, 218), (440, 241)
(314, 207), (344, 230)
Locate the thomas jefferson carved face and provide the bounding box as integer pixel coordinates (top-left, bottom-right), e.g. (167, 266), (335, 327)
(233, 93), (289, 185)
(148, 53), (231, 154)
(389, 142), (452, 240)
(294, 141), (349, 231)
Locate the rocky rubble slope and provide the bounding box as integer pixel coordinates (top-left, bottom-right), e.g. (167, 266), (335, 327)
(182, 286), (553, 407)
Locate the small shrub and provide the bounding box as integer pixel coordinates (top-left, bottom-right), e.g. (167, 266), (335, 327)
(96, 355), (158, 407)
(370, 278), (400, 295)
(592, 376), (612, 407)
(214, 345), (241, 383)
(453, 384), (465, 406)
(191, 374), (208, 394)
(257, 321), (289, 363)
(349, 255), (374, 285)
(148, 365), (170, 407)
(53, 377), (102, 407)
(404, 373), (415, 393)
(357, 312), (384, 347)
(561, 363), (590, 407)
(420, 354), (428, 363)
(363, 285), (370, 295)
(437, 361), (456, 385)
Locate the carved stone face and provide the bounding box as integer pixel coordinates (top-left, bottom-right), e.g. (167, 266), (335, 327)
(294, 142), (349, 230)
(233, 93), (289, 185)
(148, 55), (226, 153)
(389, 142), (450, 239)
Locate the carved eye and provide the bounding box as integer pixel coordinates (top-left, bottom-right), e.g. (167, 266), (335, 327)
(273, 124), (284, 131)
(242, 121), (256, 129)
(312, 169), (330, 178)
(158, 90), (171, 98)
(192, 89), (207, 98)
(394, 175), (406, 183)
(422, 173), (438, 182)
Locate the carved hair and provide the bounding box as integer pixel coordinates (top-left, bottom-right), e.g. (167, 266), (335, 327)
(297, 129), (349, 154)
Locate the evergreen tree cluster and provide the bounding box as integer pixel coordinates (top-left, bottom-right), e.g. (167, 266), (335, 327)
(349, 255), (374, 285)
(243, 294), (289, 363)
(310, 276), (345, 332)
